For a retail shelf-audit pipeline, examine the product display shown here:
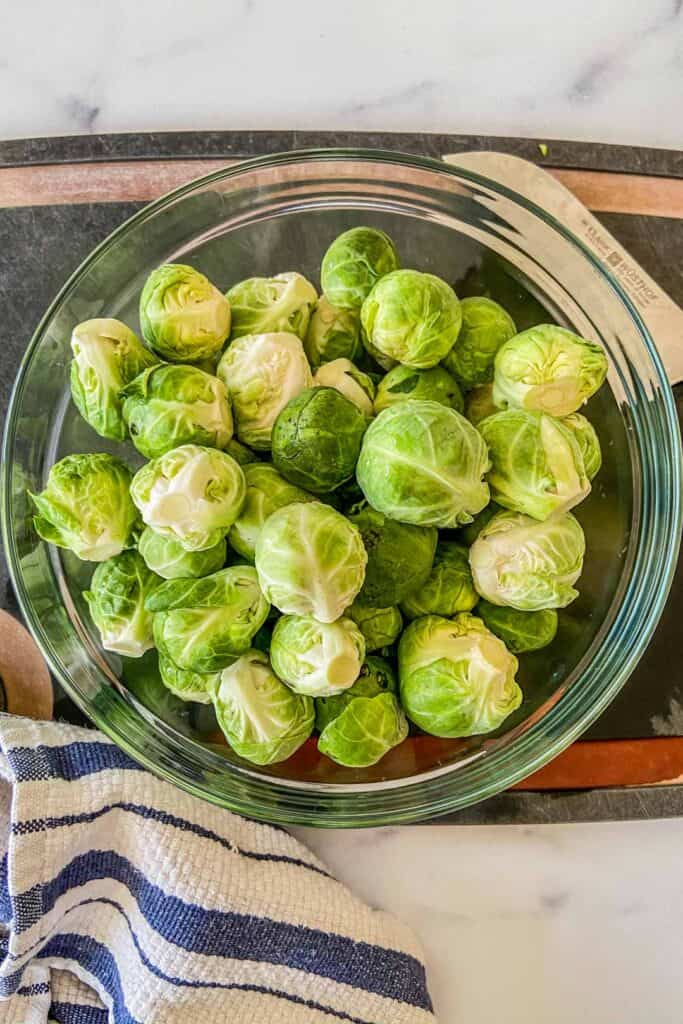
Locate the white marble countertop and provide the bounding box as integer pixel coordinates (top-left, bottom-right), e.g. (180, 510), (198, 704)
(1, 0), (681, 149)
(3, 1), (682, 1019)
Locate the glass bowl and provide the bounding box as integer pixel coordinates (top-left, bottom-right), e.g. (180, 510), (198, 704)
(2, 149), (681, 827)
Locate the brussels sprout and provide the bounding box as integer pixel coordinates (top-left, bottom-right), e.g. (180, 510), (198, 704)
(465, 383), (500, 426)
(130, 444), (245, 552)
(147, 565), (269, 673)
(138, 526), (227, 580)
(442, 297), (516, 389)
(457, 502), (501, 547)
(272, 387), (367, 494)
(30, 453), (138, 562)
(399, 613), (521, 737)
(315, 655), (397, 731)
(212, 650), (314, 765)
(158, 652), (220, 703)
(84, 550), (160, 657)
(304, 297), (363, 367)
(400, 541), (478, 619)
(321, 227), (399, 310)
(349, 507), (437, 606)
(373, 364), (463, 415)
(228, 464), (314, 562)
(347, 603), (403, 652)
(121, 363), (233, 459)
(313, 359), (375, 418)
(318, 692), (408, 767)
(563, 413), (602, 481)
(469, 510), (585, 610)
(226, 272), (317, 339)
(493, 325), (608, 417)
(70, 318), (157, 441)
(226, 438), (260, 466)
(139, 263), (231, 362)
(476, 600), (558, 654)
(479, 410), (590, 520)
(356, 400), (490, 528)
(360, 270), (462, 369)
(217, 332), (312, 449)
(255, 501), (367, 622)
(270, 614), (365, 697)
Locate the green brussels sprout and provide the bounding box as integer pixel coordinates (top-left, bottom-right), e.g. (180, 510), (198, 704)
(347, 603), (403, 652)
(271, 388), (367, 494)
(399, 613), (521, 737)
(469, 510), (585, 610)
(217, 332), (312, 449)
(356, 400), (490, 528)
(226, 272), (317, 340)
(479, 409), (590, 520)
(476, 600), (558, 654)
(147, 565), (269, 672)
(321, 227), (399, 310)
(228, 463), (314, 562)
(493, 325), (608, 417)
(315, 655), (397, 731)
(373, 364), (463, 415)
(130, 444), (246, 552)
(318, 692), (408, 767)
(457, 502), (501, 546)
(270, 614), (365, 697)
(139, 263), (231, 362)
(84, 550), (160, 657)
(563, 413), (602, 481)
(313, 359), (376, 418)
(465, 383), (500, 426)
(349, 507), (437, 606)
(400, 541), (478, 619)
(70, 318), (157, 441)
(212, 650), (314, 765)
(442, 296), (516, 389)
(138, 526), (226, 580)
(225, 438), (260, 466)
(30, 453), (138, 562)
(360, 270), (462, 369)
(158, 652), (220, 703)
(304, 296), (363, 367)
(120, 363), (233, 459)
(255, 501), (367, 622)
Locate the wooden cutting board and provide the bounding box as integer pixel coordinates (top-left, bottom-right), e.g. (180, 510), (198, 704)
(1, 131), (681, 820)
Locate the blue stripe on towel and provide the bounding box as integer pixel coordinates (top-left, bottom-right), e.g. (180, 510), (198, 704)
(7, 742), (139, 782)
(55, 896), (382, 1024)
(13, 802), (331, 879)
(0, 852), (11, 925)
(15, 850), (431, 1010)
(49, 1002), (109, 1024)
(36, 933), (139, 1024)
(17, 981), (50, 996)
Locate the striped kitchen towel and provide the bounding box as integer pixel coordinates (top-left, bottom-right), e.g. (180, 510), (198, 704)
(0, 714), (435, 1023)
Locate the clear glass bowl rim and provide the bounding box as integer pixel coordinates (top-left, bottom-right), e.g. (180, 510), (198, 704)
(2, 146), (681, 827)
